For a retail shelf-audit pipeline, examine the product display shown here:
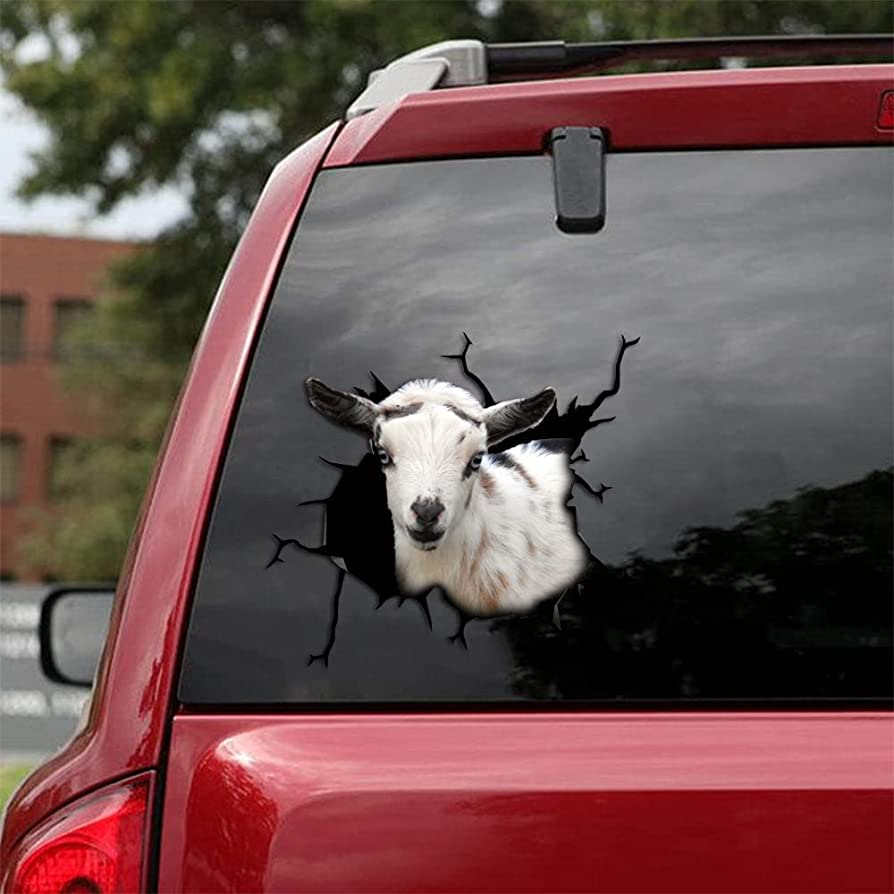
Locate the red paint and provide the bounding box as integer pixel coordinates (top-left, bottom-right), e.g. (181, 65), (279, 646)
(0, 122), (340, 858)
(326, 65), (894, 167)
(158, 714), (894, 893)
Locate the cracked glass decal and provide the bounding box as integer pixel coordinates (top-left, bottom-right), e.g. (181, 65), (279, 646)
(179, 149), (892, 704)
(269, 334), (637, 665)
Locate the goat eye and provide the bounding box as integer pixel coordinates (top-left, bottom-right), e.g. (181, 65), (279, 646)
(468, 452), (484, 473)
(375, 446), (391, 465)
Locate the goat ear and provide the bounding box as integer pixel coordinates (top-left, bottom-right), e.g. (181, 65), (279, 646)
(305, 377), (379, 434)
(482, 387), (556, 447)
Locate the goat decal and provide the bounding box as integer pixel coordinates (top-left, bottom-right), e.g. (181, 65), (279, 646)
(267, 333), (639, 665)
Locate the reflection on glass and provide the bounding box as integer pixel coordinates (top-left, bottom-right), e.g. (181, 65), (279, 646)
(181, 148), (893, 704)
(50, 592), (114, 683)
(497, 467), (893, 700)
(184, 745), (279, 891)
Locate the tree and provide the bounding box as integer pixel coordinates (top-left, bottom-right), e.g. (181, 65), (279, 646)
(497, 468), (894, 700)
(1, 0), (890, 578)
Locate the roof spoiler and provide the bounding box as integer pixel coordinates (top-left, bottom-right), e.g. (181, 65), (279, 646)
(347, 34), (893, 119)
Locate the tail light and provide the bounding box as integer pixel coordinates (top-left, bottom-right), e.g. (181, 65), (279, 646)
(4, 774), (152, 894)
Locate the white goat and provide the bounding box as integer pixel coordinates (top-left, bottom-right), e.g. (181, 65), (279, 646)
(305, 377), (587, 616)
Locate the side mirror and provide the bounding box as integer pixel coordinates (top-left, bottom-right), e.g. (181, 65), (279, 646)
(40, 587), (115, 687)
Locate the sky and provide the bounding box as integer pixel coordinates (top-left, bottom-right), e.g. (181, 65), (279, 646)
(0, 86), (187, 240)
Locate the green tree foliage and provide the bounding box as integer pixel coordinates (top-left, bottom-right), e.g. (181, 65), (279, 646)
(1, 0), (890, 578)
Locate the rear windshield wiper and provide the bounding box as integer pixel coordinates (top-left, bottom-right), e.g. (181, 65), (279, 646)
(487, 35), (894, 80)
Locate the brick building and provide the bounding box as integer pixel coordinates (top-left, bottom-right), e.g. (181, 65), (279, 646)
(1, 233), (138, 581)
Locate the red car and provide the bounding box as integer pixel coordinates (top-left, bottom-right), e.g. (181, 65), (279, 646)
(3, 35), (893, 894)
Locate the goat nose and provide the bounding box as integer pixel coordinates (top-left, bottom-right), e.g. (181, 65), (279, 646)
(411, 498), (444, 527)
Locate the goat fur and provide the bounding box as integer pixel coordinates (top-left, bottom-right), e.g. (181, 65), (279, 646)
(307, 377), (587, 616)
(395, 438), (587, 615)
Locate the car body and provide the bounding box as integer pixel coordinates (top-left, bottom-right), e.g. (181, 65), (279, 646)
(2, 37), (893, 893)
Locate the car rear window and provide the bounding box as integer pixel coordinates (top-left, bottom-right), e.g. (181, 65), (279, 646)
(179, 147), (892, 706)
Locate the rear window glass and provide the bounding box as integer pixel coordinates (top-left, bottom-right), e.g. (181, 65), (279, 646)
(179, 148), (892, 706)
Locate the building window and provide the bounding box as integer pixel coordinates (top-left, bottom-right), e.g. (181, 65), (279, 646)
(1, 434), (22, 503)
(47, 437), (76, 501)
(1, 295), (26, 362)
(53, 298), (93, 359)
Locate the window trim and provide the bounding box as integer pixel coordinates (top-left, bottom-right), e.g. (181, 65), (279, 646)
(0, 294), (27, 363)
(52, 296), (94, 361)
(46, 435), (76, 502)
(0, 433), (23, 504)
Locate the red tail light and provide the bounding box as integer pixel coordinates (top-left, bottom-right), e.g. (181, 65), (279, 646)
(4, 775), (152, 894)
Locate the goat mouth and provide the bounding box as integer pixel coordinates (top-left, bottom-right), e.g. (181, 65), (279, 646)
(407, 526), (443, 548)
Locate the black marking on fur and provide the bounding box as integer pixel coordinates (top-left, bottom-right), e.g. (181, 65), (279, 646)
(445, 402), (482, 425)
(382, 401), (423, 420)
(533, 438), (576, 456)
(487, 451), (519, 470)
(487, 450), (538, 490)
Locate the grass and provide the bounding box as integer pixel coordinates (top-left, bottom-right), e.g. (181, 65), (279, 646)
(0, 764), (34, 813)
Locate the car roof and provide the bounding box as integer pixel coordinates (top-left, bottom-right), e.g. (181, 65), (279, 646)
(326, 63), (894, 167)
